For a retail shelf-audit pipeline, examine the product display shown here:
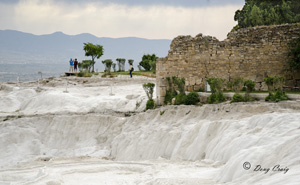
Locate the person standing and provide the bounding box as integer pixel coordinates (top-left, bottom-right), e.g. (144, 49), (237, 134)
(69, 58), (74, 72)
(129, 64), (134, 78)
(74, 58), (78, 72)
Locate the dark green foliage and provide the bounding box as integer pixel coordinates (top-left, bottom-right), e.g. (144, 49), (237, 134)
(139, 54), (158, 71)
(83, 43), (103, 72)
(244, 79), (256, 101)
(146, 99), (155, 110)
(78, 60), (94, 73)
(207, 78), (226, 104)
(164, 90), (176, 105)
(234, 0), (300, 29)
(226, 81), (234, 91)
(164, 77), (177, 104)
(185, 91), (200, 105)
(172, 76), (186, 95)
(149, 60), (156, 73)
(208, 93), (226, 104)
(288, 37), (300, 70)
(265, 91), (288, 102)
(264, 76), (276, 92)
(198, 87), (205, 92)
(264, 76), (288, 102)
(144, 82), (156, 110)
(244, 80), (256, 92)
(231, 94), (245, 103)
(143, 83), (155, 100)
(233, 78), (244, 93)
(264, 76), (285, 93)
(174, 94), (186, 105)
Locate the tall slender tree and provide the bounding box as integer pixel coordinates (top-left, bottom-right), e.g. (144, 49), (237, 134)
(83, 43), (103, 72)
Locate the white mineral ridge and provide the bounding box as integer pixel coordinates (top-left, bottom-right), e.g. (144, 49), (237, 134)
(0, 76), (299, 185)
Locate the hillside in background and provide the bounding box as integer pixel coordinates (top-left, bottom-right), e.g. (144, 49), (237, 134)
(0, 30), (171, 71)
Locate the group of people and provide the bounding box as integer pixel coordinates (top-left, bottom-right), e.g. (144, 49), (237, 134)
(69, 58), (78, 72)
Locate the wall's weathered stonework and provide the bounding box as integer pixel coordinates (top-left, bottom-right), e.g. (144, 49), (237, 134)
(156, 24), (300, 104)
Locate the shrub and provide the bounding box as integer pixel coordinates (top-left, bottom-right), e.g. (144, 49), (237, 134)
(206, 78), (226, 104)
(208, 94), (216, 104)
(264, 76), (288, 102)
(174, 94), (186, 105)
(143, 83), (156, 110)
(244, 80), (256, 101)
(185, 91), (200, 105)
(164, 76), (184, 105)
(102, 59), (113, 74)
(226, 81), (234, 91)
(198, 87), (205, 92)
(265, 90), (288, 102)
(164, 90), (175, 105)
(143, 83), (155, 100)
(146, 99), (155, 110)
(76, 71), (92, 77)
(231, 94), (244, 103)
(216, 93), (226, 102)
(233, 77), (244, 93)
(244, 80), (256, 92)
(172, 76), (185, 95)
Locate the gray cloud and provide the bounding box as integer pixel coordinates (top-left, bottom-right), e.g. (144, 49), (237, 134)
(0, 0), (244, 40)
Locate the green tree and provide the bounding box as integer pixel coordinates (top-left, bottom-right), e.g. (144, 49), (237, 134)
(143, 83), (155, 100)
(79, 60), (94, 72)
(83, 43), (103, 72)
(102, 59), (113, 74)
(120, 58), (126, 71)
(250, 5), (264, 26)
(244, 80), (256, 101)
(234, 0), (299, 29)
(206, 78), (226, 104)
(139, 54), (158, 71)
(143, 83), (156, 110)
(112, 63), (116, 72)
(116, 58), (126, 71)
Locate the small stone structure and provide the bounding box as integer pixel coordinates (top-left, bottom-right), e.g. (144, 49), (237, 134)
(156, 24), (300, 104)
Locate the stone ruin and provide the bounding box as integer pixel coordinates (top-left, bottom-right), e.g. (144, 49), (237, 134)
(156, 24), (300, 104)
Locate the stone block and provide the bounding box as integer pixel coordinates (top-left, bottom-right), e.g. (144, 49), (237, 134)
(187, 86), (193, 92)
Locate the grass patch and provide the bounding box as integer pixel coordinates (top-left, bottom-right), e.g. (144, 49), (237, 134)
(112, 70), (155, 78)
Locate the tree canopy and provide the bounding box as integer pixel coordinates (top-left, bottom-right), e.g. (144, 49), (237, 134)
(139, 54), (158, 71)
(116, 58), (126, 71)
(102, 59), (113, 74)
(234, 0), (300, 29)
(83, 42), (104, 72)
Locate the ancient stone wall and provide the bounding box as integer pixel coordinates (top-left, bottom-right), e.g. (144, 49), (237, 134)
(156, 24), (300, 104)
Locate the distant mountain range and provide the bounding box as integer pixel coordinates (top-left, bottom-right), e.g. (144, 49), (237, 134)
(0, 30), (171, 71)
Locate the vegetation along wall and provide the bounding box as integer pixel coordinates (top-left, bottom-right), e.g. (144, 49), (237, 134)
(156, 24), (300, 104)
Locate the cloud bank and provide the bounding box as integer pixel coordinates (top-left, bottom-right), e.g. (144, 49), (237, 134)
(0, 0), (244, 40)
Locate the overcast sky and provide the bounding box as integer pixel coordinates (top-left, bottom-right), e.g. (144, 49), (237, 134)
(0, 0), (245, 40)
